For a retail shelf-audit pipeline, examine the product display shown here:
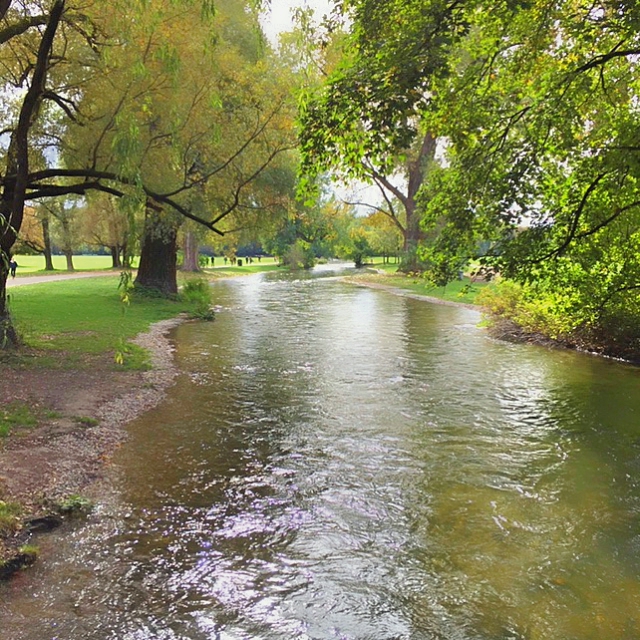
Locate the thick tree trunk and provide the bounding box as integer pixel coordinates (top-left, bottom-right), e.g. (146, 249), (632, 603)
(42, 215), (54, 270)
(181, 230), (200, 272)
(398, 131), (437, 272)
(399, 197), (425, 271)
(134, 206), (179, 296)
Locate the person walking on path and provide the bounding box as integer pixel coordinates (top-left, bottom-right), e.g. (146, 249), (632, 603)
(9, 258), (17, 278)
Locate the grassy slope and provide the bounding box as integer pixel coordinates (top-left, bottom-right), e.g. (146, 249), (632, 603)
(7, 276), (197, 368)
(352, 261), (492, 306)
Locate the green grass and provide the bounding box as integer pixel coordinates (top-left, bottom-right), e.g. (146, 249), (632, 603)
(0, 402), (38, 437)
(6, 275), (206, 368)
(352, 264), (493, 306)
(0, 501), (21, 535)
(12, 255), (124, 274)
(12, 254), (281, 275)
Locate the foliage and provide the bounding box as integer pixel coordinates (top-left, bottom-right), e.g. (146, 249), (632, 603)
(180, 278), (214, 320)
(281, 240), (315, 270)
(56, 494), (93, 515)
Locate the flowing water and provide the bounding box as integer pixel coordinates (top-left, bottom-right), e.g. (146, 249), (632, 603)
(3, 266), (640, 639)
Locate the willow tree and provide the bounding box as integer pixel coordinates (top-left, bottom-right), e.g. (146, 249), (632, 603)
(62, 0), (297, 295)
(0, 0), (222, 344)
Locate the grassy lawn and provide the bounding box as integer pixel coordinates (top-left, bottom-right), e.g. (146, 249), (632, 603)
(6, 275), (205, 368)
(12, 255), (120, 274)
(12, 254), (281, 275)
(353, 260), (493, 306)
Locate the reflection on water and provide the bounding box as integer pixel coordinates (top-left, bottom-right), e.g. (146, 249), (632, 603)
(3, 267), (640, 639)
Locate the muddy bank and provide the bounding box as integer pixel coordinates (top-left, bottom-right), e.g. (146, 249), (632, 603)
(0, 316), (185, 576)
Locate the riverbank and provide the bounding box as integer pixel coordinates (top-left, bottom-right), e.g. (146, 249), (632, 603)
(346, 271), (612, 365)
(0, 268), (286, 577)
(0, 316), (185, 575)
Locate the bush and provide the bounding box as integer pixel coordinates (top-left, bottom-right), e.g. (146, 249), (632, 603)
(181, 278), (214, 320)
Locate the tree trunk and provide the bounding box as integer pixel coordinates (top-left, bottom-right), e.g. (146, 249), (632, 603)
(0, 258), (19, 348)
(64, 250), (74, 271)
(42, 215), (54, 270)
(0, 1), (65, 349)
(181, 230), (200, 272)
(134, 205), (179, 296)
(398, 131), (437, 272)
(110, 245), (121, 269)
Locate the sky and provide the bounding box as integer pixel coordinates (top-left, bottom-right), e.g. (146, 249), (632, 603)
(260, 0), (333, 45)
(261, 0), (385, 210)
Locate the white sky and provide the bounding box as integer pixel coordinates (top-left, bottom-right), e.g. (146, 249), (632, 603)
(260, 0), (333, 44)
(261, 0), (384, 211)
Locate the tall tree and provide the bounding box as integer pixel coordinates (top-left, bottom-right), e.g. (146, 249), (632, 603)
(298, 0), (480, 268)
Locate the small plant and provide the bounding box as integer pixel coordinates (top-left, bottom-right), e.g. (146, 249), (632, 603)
(56, 494), (93, 515)
(0, 402), (38, 438)
(18, 545), (40, 561)
(73, 416), (99, 428)
(0, 501), (22, 535)
(181, 278), (214, 320)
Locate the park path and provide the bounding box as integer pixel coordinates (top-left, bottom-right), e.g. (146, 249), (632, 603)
(6, 270), (120, 288)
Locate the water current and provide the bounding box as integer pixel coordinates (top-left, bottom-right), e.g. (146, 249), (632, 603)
(2, 265), (640, 639)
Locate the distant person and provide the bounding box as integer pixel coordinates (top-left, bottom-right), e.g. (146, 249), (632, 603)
(9, 258), (17, 278)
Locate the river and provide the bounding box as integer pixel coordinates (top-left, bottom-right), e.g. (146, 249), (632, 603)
(2, 266), (640, 639)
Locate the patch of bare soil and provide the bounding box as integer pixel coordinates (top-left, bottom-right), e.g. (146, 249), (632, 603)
(0, 317), (185, 571)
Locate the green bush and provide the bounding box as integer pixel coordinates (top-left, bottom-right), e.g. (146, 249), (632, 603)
(180, 278), (214, 320)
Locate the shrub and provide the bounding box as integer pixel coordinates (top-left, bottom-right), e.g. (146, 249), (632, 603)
(181, 278), (214, 320)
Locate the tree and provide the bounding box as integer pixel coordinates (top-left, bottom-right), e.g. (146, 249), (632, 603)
(0, 0), (296, 342)
(297, 0), (479, 268)
(0, 0), (66, 344)
(412, 0), (640, 354)
(63, 0), (298, 294)
(81, 194), (132, 268)
(0, 0), (223, 342)
(362, 211), (403, 263)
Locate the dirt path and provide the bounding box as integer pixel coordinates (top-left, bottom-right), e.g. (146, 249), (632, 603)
(6, 270), (120, 288)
